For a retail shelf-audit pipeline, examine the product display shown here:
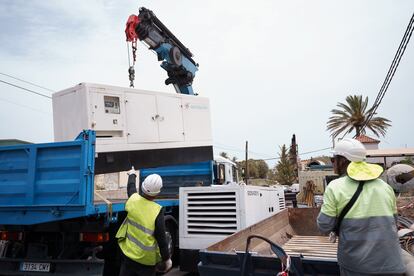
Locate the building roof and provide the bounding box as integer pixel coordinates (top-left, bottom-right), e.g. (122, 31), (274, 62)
(356, 134), (380, 144)
(366, 148), (414, 157)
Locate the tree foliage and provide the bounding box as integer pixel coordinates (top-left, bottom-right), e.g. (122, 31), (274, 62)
(219, 152), (229, 159)
(327, 95), (391, 138)
(218, 152), (238, 163)
(237, 159), (269, 179)
(273, 144), (296, 185)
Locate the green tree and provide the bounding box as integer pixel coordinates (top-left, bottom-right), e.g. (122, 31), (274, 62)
(327, 95), (391, 138)
(237, 160), (257, 179)
(237, 159), (268, 179)
(256, 160), (269, 178)
(274, 144), (296, 185)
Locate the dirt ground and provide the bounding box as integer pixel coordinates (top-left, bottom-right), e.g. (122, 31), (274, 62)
(397, 196), (414, 221)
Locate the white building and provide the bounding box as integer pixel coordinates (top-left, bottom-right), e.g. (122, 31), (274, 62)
(356, 135), (414, 168)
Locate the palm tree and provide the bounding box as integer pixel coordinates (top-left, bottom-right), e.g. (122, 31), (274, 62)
(219, 152), (229, 159)
(327, 95), (391, 138)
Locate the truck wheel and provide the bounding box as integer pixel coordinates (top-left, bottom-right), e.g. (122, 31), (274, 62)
(165, 228), (174, 257)
(165, 223), (178, 263)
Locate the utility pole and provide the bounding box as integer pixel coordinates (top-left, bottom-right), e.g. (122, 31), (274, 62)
(289, 134), (298, 181)
(245, 141), (249, 184)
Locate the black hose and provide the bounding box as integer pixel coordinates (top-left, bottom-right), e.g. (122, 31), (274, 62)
(240, 235), (290, 276)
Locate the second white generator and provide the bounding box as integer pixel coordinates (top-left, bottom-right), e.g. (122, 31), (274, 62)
(179, 184), (285, 251)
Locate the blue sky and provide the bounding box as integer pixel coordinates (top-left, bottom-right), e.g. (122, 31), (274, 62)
(0, 0), (413, 165)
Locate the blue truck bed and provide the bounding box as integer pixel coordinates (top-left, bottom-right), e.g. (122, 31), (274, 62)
(140, 161), (213, 197)
(0, 130), (180, 225)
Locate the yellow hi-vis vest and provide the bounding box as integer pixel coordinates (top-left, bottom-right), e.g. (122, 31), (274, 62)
(317, 162), (405, 274)
(116, 193), (162, 266)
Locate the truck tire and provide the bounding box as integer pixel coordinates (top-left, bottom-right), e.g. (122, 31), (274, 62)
(165, 222), (178, 264)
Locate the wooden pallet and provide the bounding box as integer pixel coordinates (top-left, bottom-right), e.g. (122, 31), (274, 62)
(282, 235), (338, 261)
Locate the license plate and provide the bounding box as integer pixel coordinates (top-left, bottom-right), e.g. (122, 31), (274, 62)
(20, 262), (51, 272)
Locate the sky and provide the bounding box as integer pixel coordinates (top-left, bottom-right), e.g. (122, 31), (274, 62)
(0, 0), (413, 166)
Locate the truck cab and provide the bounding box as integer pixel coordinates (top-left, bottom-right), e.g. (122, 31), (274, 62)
(213, 156), (239, 185)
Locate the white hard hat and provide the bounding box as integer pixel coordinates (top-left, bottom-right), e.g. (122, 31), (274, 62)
(141, 174), (163, 196)
(332, 138), (366, 162)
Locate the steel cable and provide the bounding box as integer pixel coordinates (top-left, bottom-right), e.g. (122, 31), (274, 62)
(359, 12), (414, 135)
(0, 79), (52, 99)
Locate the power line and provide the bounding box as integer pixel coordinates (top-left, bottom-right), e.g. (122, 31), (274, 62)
(299, 147), (332, 156)
(375, 14), (414, 105)
(214, 145), (245, 154)
(214, 144), (274, 159)
(359, 11), (414, 135)
(0, 96), (52, 115)
(215, 141), (332, 161)
(0, 80), (52, 99)
(214, 142), (275, 158)
(0, 72), (55, 93)
(261, 147), (332, 161)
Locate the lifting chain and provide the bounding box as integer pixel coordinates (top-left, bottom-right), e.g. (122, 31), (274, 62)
(127, 41), (138, 88)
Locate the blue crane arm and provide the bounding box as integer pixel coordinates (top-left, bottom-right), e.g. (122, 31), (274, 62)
(126, 7), (198, 95)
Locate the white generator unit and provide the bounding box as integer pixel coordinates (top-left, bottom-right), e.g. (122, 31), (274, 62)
(53, 83), (212, 152)
(179, 184), (285, 250)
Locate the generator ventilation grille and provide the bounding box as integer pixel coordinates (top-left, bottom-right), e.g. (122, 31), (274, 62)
(185, 191), (237, 236)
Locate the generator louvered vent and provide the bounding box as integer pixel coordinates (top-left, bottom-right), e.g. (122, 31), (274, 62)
(279, 196), (286, 210)
(185, 191), (237, 235)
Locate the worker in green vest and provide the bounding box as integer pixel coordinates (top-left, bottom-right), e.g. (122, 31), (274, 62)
(116, 169), (172, 276)
(317, 138), (405, 276)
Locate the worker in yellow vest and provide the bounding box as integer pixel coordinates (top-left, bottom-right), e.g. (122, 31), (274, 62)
(116, 169), (172, 276)
(317, 138), (405, 275)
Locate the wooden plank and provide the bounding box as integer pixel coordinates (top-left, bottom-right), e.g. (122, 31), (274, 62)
(285, 251), (337, 254)
(281, 235), (338, 260)
(285, 254), (337, 259)
(285, 245), (337, 248)
(286, 241), (336, 244)
(285, 248), (337, 252)
(284, 247), (337, 252)
(286, 254), (337, 260)
(286, 239), (335, 243)
(285, 251), (337, 256)
(288, 236), (332, 240)
(206, 209), (329, 256)
(208, 209), (291, 252)
(250, 224), (295, 253)
(284, 250), (337, 255)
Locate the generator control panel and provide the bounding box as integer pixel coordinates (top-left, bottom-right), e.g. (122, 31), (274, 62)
(104, 96), (120, 114)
